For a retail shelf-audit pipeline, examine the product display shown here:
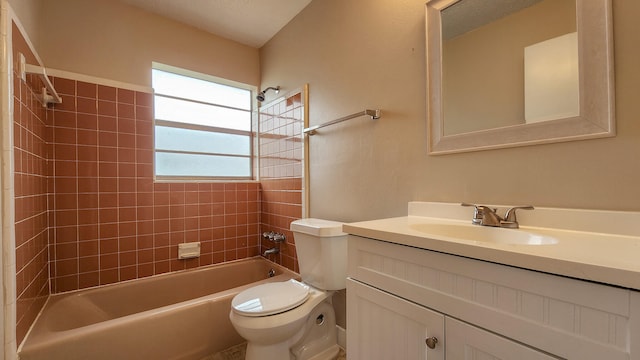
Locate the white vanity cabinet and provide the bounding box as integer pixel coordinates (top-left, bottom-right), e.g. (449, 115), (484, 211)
(348, 279), (557, 360)
(347, 278), (445, 359)
(347, 235), (639, 360)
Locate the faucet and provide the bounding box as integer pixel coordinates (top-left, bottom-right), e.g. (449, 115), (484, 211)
(263, 231), (286, 243)
(262, 231), (285, 257)
(461, 203), (534, 229)
(263, 247), (279, 257)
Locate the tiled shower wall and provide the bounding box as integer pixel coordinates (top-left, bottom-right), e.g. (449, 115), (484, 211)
(259, 93), (304, 272)
(11, 21), (304, 342)
(47, 77), (262, 293)
(12, 23), (50, 344)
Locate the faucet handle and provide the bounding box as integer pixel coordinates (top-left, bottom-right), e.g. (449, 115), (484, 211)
(502, 205), (534, 228)
(272, 233), (286, 243)
(504, 205), (534, 222)
(461, 203), (481, 224)
(461, 203), (497, 225)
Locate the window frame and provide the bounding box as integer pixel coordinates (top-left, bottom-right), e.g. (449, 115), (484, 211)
(151, 63), (256, 181)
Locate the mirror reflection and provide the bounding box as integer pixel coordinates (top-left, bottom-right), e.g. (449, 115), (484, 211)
(441, 0), (577, 135)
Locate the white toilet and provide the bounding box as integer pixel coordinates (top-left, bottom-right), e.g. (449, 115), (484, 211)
(229, 218), (347, 360)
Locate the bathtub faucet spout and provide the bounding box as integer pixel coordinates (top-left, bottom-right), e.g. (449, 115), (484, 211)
(263, 247), (279, 257)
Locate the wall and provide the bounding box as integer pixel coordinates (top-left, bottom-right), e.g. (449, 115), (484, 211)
(12, 21), (49, 345)
(6, 0), (39, 50)
(47, 75), (261, 293)
(260, 0), (640, 221)
(258, 92), (305, 272)
(37, 0), (260, 88)
(5, 0), (266, 349)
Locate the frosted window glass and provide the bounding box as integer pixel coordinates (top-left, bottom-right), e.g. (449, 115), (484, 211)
(154, 96), (250, 131)
(151, 66), (253, 179)
(155, 153), (250, 177)
(155, 126), (250, 156)
(152, 69), (250, 110)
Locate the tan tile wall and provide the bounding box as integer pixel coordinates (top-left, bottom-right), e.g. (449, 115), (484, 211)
(47, 77), (261, 293)
(11, 52), (303, 344)
(258, 93), (304, 271)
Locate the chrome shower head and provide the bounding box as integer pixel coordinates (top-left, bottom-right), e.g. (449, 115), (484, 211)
(256, 86), (280, 102)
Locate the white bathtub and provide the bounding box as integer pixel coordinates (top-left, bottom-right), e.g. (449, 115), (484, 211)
(19, 257), (298, 360)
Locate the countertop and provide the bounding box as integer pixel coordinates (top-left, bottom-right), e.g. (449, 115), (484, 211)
(343, 202), (640, 291)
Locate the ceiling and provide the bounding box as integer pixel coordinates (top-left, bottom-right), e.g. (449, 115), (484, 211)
(118, 0), (313, 48)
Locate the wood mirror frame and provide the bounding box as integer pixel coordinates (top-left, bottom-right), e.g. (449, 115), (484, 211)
(426, 0), (615, 155)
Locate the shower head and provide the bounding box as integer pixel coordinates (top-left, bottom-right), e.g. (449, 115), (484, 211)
(256, 86), (280, 102)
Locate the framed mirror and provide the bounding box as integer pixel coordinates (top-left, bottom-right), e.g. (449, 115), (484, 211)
(426, 0), (615, 155)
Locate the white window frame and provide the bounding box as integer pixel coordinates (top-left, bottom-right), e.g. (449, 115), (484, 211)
(152, 63), (255, 181)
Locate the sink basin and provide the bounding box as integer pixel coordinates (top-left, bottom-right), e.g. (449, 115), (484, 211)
(409, 222), (558, 245)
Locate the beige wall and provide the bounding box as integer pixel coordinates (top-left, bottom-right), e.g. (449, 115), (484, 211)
(7, 0), (41, 50)
(36, 0), (260, 87)
(261, 0), (640, 221)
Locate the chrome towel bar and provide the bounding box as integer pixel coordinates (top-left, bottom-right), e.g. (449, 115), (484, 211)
(303, 109), (381, 135)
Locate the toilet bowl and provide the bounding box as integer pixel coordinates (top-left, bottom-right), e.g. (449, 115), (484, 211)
(229, 219), (347, 360)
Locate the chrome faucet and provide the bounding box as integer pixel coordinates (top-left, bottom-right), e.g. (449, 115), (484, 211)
(262, 231), (285, 257)
(263, 231), (286, 243)
(263, 247), (280, 257)
(461, 203), (534, 229)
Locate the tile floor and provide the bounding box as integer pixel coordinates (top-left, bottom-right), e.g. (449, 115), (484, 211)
(208, 342), (346, 360)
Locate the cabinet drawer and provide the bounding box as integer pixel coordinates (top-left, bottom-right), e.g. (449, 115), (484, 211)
(348, 235), (631, 359)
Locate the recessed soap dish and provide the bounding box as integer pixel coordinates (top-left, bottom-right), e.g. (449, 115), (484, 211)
(178, 242), (201, 259)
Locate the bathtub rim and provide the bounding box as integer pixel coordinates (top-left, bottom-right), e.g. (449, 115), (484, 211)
(53, 256), (292, 297)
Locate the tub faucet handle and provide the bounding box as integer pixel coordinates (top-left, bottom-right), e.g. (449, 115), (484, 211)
(272, 233), (286, 243)
(262, 231), (275, 240)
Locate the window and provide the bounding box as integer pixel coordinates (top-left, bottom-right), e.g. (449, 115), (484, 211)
(152, 64), (253, 179)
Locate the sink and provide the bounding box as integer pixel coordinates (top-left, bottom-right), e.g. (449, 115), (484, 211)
(409, 222), (558, 245)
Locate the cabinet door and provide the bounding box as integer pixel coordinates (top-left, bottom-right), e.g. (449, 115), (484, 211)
(347, 279), (444, 360)
(446, 318), (561, 360)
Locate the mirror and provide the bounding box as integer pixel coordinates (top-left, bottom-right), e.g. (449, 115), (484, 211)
(426, 0), (615, 155)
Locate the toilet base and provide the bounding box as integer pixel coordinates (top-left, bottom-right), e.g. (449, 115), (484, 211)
(241, 300), (339, 360)
(305, 344), (340, 360)
(244, 340), (339, 360)
(245, 342), (291, 360)
(291, 301), (338, 360)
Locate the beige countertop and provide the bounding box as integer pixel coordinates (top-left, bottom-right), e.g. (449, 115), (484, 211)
(344, 202), (640, 291)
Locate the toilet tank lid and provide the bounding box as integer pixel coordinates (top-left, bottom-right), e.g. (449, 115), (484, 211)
(290, 218), (346, 237)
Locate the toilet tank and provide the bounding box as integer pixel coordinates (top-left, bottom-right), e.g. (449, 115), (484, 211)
(290, 218), (347, 291)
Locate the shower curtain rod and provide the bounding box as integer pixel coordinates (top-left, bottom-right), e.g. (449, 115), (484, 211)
(21, 53), (62, 107)
(303, 109), (381, 135)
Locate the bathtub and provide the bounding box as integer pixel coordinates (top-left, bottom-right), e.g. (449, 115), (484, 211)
(19, 257), (298, 360)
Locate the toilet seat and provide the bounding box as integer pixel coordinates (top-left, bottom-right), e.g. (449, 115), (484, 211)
(232, 279), (310, 317)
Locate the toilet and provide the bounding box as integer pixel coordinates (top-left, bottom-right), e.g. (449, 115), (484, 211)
(229, 218), (347, 360)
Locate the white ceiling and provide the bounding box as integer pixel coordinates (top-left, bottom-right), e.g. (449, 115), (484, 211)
(118, 0), (313, 48)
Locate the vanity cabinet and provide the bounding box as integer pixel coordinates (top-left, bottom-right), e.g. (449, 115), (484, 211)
(347, 278), (444, 359)
(348, 279), (557, 360)
(347, 235), (639, 360)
